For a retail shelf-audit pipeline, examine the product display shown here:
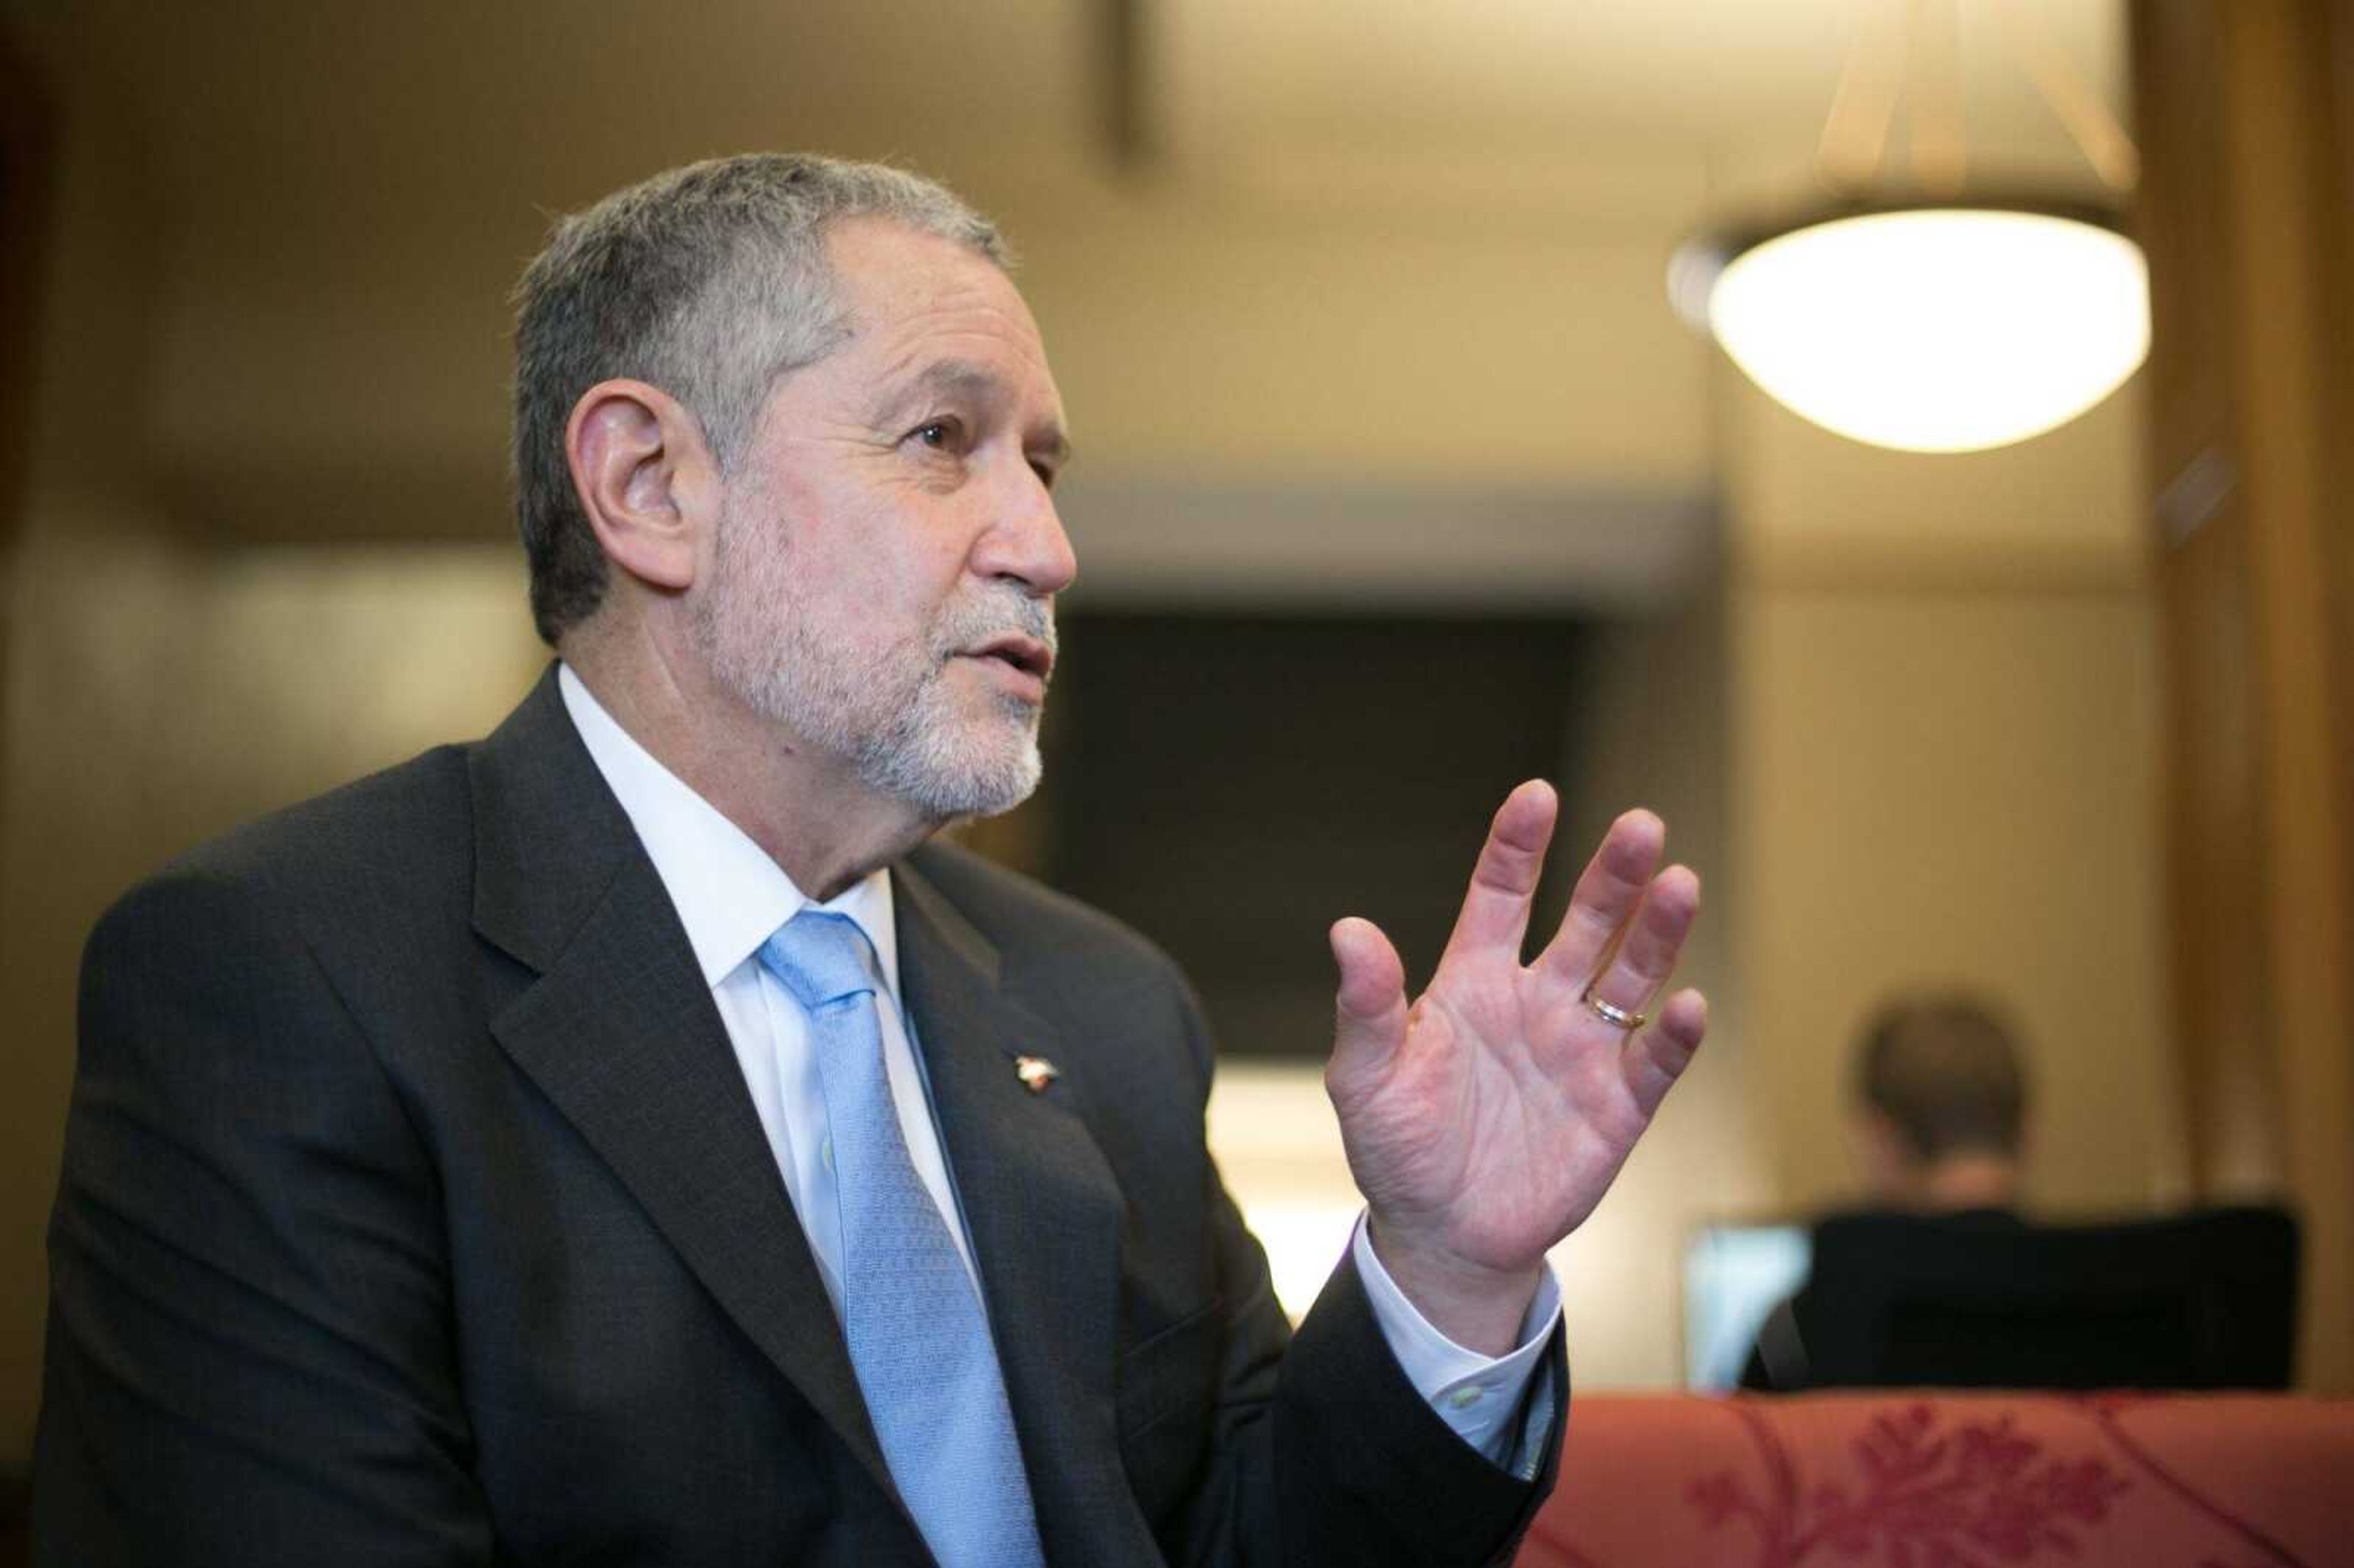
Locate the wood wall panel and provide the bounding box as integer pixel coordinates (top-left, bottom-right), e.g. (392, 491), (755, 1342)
(2135, 0), (2354, 1393)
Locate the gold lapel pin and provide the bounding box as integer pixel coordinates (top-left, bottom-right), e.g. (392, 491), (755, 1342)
(1013, 1055), (1059, 1094)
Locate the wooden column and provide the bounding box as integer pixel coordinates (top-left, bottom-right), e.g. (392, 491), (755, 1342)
(2134, 0), (2354, 1393)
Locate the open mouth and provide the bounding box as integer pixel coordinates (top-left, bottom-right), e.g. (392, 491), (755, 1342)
(963, 634), (1054, 683)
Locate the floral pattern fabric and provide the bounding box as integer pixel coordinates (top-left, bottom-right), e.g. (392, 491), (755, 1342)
(1515, 1393), (2352, 1568)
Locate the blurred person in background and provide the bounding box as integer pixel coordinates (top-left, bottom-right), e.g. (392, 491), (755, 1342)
(1743, 994), (2029, 1390)
(33, 153), (1709, 1567)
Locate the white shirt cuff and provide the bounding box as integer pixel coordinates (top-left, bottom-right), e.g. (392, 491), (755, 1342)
(1349, 1211), (1562, 1464)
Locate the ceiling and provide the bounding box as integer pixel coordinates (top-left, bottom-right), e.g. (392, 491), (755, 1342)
(13, 0), (2134, 604)
(42, 0), (2129, 213)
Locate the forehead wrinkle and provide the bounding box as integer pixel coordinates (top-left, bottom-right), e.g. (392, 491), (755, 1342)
(869, 301), (1049, 376)
(867, 348), (1068, 449)
(861, 276), (1053, 375)
(833, 250), (1065, 441)
(860, 268), (1029, 336)
(864, 357), (997, 432)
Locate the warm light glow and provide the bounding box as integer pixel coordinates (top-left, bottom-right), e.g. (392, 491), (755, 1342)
(1704, 208), (2150, 453)
(1233, 1200), (1362, 1323)
(1205, 1063), (1362, 1323)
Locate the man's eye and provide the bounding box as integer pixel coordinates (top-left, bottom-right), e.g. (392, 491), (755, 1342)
(912, 419), (959, 450)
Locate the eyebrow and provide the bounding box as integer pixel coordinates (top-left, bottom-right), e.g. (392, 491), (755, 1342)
(873, 359), (1073, 466)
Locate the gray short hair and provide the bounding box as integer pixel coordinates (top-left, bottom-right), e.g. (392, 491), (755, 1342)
(511, 152), (1010, 644)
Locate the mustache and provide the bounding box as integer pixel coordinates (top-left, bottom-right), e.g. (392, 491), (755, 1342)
(935, 589), (1057, 660)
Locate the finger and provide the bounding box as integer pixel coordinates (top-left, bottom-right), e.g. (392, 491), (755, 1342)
(1437, 780), (1558, 968)
(1582, 864), (1701, 1019)
(1621, 988), (1707, 1121)
(1531, 807), (1665, 984)
(1327, 916), (1409, 1083)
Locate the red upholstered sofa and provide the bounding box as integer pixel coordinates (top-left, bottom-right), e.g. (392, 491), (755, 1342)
(1517, 1392), (2354, 1568)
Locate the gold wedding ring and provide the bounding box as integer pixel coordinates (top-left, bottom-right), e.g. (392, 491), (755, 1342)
(1582, 989), (1647, 1032)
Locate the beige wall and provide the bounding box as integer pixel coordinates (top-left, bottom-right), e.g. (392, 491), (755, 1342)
(1726, 378), (2181, 1217)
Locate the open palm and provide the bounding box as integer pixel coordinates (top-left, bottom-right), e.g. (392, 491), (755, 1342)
(1325, 782), (1707, 1349)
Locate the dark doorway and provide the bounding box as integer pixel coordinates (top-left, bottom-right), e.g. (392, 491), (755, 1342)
(1045, 611), (1591, 1060)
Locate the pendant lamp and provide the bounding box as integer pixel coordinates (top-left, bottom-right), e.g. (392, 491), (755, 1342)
(1670, 0), (2147, 454)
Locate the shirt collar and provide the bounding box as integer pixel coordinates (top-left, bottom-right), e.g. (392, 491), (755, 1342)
(556, 663), (901, 995)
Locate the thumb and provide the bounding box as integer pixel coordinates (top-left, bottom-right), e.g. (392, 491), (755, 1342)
(1328, 916), (1409, 1084)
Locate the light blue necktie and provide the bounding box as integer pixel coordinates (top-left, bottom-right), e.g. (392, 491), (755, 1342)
(758, 910), (1046, 1568)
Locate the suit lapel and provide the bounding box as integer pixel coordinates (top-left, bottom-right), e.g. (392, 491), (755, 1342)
(468, 669), (902, 1512)
(893, 857), (1148, 1562)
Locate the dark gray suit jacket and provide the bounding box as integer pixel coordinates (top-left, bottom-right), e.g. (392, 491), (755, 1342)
(34, 668), (1565, 1566)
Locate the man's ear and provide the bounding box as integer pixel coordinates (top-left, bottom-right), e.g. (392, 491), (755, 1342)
(1849, 1107), (1912, 1200)
(564, 379), (717, 595)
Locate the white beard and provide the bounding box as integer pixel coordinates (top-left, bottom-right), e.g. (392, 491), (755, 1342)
(693, 501), (1053, 821)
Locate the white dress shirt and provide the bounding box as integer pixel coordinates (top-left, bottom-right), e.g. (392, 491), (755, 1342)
(557, 664), (1558, 1461)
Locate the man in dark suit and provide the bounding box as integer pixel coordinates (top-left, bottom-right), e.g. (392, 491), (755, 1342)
(34, 153), (1709, 1566)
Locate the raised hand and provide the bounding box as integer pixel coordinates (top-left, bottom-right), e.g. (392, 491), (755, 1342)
(1325, 780), (1707, 1353)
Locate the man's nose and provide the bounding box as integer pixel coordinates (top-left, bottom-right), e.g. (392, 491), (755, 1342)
(973, 461), (1077, 596)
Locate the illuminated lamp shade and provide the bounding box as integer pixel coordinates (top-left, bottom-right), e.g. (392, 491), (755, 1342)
(1697, 207), (2150, 454)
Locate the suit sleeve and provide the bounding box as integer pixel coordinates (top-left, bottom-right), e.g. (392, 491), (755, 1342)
(33, 867), (495, 1567)
(1149, 976), (1569, 1568)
